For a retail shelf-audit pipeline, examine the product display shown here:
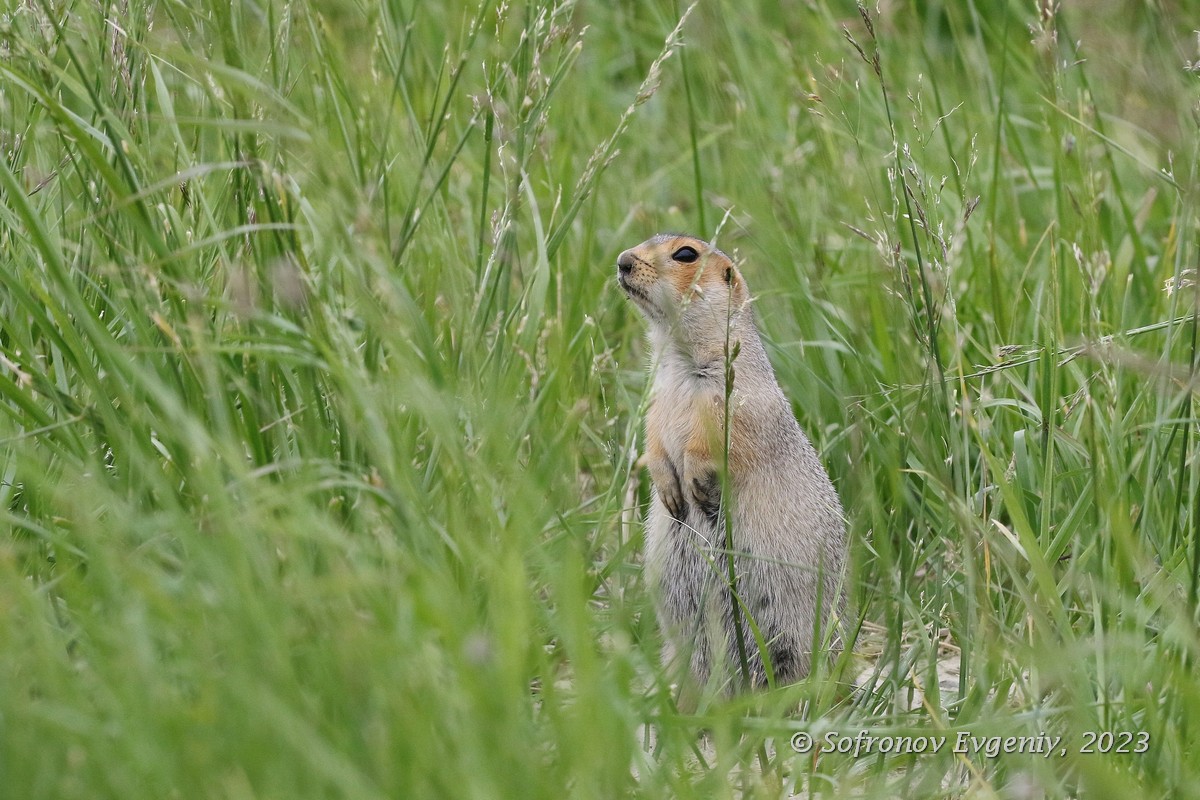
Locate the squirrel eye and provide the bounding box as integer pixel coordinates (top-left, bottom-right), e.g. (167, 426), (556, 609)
(672, 246), (699, 263)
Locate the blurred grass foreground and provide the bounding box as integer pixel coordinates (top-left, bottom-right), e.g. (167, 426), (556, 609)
(1, 0), (1199, 797)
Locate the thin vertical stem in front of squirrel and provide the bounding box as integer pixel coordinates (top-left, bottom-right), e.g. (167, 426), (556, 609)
(717, 246), (752, 693)
(716, 243), (774, 779)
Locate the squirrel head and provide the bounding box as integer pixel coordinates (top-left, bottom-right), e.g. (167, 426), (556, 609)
(616, 233), (750, 354)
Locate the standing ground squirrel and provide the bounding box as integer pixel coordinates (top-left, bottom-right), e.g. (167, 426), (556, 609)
(617, 233), (847, 692)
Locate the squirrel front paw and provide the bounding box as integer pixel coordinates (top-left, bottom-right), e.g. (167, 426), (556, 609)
(649, 459), (685, 520)
(686, 467), (722, 524)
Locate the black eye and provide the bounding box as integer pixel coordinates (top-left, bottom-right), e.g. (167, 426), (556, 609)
(672, 246), (699, 263)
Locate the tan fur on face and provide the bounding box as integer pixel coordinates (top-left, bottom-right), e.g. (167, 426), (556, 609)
(616, 234), (746, 321)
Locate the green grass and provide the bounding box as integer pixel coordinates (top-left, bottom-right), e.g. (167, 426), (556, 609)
(2, 0), (1198, 796)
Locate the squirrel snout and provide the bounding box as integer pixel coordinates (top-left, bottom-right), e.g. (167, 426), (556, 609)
(617, 250), (635, 275)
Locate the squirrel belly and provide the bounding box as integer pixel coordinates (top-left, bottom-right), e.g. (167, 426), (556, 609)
(618, 233), (847, 692)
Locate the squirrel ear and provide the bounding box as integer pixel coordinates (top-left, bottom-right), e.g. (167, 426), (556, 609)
(724, 267), (732, 283)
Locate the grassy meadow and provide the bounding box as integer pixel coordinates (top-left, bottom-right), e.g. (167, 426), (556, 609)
(2, 0), (1199, 796)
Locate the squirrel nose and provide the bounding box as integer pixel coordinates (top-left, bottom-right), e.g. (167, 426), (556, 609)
(617, 250), (635, 275)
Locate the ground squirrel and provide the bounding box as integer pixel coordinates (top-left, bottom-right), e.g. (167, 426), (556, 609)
(617, 233), (847, 692)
